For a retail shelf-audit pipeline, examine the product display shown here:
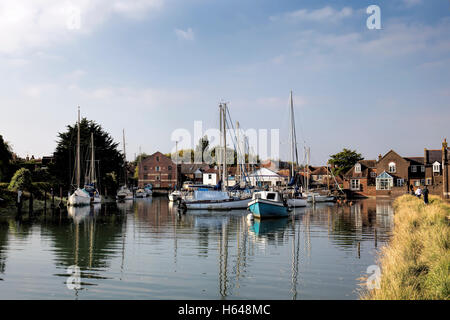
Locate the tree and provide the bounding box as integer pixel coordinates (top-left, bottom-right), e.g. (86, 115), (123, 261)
(8, 168), (33, 192)
(0, 135), (12, 182)
(50, 118), (125, 193)
(195, 135), (210, 163)
(328, 148), (363, 176)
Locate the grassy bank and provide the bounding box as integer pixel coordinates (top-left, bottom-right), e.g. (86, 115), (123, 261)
(362, 195), (450, 300)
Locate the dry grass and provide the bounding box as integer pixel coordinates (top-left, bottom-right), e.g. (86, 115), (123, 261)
(361, 195), (450, 300)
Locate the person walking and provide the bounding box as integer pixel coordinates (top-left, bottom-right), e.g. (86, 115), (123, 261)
(415, 186), (422, 198)
(423, 186), (429, 204)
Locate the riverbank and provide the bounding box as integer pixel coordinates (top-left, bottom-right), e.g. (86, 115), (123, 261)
(362, 194), (450, 300)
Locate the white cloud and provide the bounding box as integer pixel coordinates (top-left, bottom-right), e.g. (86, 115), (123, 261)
(0, 0), (163, 54)
(175, 27), (195, 41)
(270, 6), (353, 23)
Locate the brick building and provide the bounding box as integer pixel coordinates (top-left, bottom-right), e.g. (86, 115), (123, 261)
(424, 139), (450, 198)
(138, 152), (178, 189)
(343, 160), (377, 197)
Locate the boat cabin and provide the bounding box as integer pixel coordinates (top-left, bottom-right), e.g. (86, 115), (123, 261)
(252, 191), (283, 202)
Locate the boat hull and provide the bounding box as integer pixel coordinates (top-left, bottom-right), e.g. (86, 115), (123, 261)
(248, 199), (288, 218)
(287, 198), (307, 207)
(68, 189), (91, 207)
(184, 198), (251, 210)
(307, 195), (335, 203)
(92, 195), (102, 204)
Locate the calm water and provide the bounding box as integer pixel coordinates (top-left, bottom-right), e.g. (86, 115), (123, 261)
(0, 198), (394, 300)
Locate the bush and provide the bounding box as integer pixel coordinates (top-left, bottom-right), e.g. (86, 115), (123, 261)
(8, 168), (33, 192)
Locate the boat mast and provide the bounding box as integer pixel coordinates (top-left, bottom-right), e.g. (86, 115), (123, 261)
(76, 106), (81, 189)
(218, 105), (222, 181)
(236, 121), (240, 184)
(290, 91), (295, 179)
(90, 132), (95, 185)
(123, 129), (127, 188)
(306, 147), (310, 192)
(222, 103), (228, 191)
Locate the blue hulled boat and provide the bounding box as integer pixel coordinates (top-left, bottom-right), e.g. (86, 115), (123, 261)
(248, 191), (289, 219)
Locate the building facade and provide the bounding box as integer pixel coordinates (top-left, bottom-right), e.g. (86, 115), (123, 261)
(138, 152), (178, 189)
(343, 160), (377, 197)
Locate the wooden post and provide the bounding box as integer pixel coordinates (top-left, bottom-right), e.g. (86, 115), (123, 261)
(374, 229), (378, 248)
(51, 188), (55, 208)
(17, 190), (22, 216)
(357, 242), (361, 258)
(58, 186), (64, 208)
(29, 192), (33, 214)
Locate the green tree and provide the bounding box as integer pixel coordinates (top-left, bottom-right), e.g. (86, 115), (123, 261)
(195, 135), (210, 163)
(0, 135), (12, 182)
(50, 118), (125, 193)
(328, 148), (363, 176)
(8, 168), (33, 192)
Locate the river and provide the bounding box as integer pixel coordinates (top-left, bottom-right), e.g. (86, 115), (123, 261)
(0, 198), (394, 300)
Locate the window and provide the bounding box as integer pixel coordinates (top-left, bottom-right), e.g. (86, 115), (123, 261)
(355, 163), (361, 173)
(421, 166), (425, 173)
(414, 180), (420, 186)
(168, 166), (172, 171)
(350, 179), (360, 191)
(267, 193), (276, 200)
(168, 174), (172, 180)
(156, 166), (160, 172)
(397, 179), (404, 187)
(370, 172), (377, 178)
(421, 179), (425, 185)
(144, 166), (148, 171)
(388, 162), (396, 173)
(156, 156), (160, 162)
(156, 176), (160, 181)
(208, 174), (212, 179)
(411, 165), (417, 173)
(426, 178), (432, 185)
(376, 172), (393, 190)
(433, 162), (441, 173)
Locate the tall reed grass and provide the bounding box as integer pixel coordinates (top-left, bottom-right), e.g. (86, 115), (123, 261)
(362, 195), (450, 300)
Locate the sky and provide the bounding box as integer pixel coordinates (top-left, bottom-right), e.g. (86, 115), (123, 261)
(0, 0), (449, 165)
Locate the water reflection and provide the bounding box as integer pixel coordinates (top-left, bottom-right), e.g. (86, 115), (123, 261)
(0, 198), (393, 300)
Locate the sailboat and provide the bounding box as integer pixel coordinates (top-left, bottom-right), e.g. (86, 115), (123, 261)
(116, 129), (133, 201)
(286, 91), (307, 208)
(181, 103), (252, 210)
(68, 107), (91, 207)
(84, 132), (102, 204)
(303, 147), (336, 203)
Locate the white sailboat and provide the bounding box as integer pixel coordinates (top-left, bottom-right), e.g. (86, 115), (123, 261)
(286, 91), (307, 208)
(117, 129), (133, 201)
(68, 107), (91, 207)
(180, 103), (251, 210)
(303, 147), (336, 203)
(85, 132), (102, 204)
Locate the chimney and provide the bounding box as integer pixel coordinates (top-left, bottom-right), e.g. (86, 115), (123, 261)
(424, 148), (428, 165)
(378, 154), (382, 161)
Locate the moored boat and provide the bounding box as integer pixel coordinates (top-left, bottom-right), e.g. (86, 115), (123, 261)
(135, 188), (147, 198)
(182, 190), (251, 210)
(248, 191), (289, 219)
(287, 197), (307, 207)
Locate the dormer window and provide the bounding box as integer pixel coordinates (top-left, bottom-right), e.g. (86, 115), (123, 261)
(355, 163), (361, 173)
(433, 161), (441, 173)
(388, 162), (396, 173)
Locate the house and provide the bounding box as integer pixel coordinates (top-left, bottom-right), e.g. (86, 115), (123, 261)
(375, 150), (425, 197)
(343, 160), (377, 197)
(138, 152), (178, 189)
(423, 139), (450, 198)
(309, 166), (333, 188)
(203, 167), (219, 186)
(248, 167), (287, 187)
(180, 163), (210, 184)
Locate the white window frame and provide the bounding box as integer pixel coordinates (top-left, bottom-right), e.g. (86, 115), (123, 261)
(433, 162), (441, 173)
(421, 166), (425, 173)
(370, 172), (376, 178)
(397, 179), (404, 187)
(388, 162), (396, 173)
(355, 164), (361, 173)
(411, 165), (417, 173)
(156, 166), (160, 172)
(426, 178), (432, 185)
(350, 179), (360, 191)
(414, 180), (420, 186)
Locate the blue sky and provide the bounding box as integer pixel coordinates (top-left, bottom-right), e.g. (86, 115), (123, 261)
(0, 0), (449, 165)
